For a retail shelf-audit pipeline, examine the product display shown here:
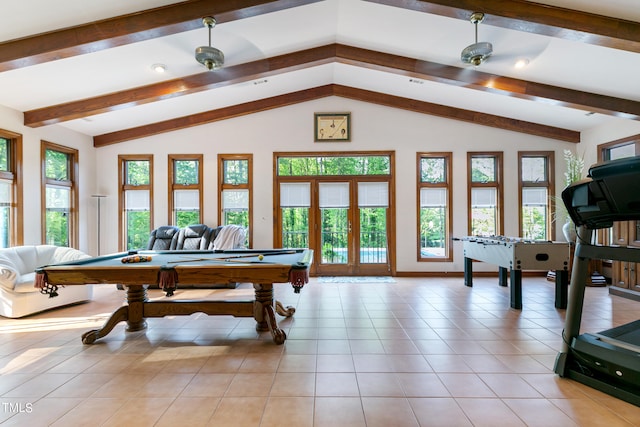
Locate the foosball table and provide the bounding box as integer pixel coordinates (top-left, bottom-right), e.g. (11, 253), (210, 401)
(461, 236), (571, 309)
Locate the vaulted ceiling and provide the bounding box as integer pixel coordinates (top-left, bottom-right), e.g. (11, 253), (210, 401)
(1, 0), (639, 146)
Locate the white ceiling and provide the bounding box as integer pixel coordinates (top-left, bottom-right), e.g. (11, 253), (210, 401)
(1, 0), (639, 141)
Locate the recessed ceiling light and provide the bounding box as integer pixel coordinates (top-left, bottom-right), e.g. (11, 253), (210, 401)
(514, 58), (530, 69)
(151, 63), (167, 73)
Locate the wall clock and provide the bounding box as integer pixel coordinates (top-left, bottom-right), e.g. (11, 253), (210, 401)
(314, 113), (350, 142)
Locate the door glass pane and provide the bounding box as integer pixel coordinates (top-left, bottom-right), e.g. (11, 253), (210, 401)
(281, 207), (308, 248)
(360, 207), (387, 264)
(319, 183), (349, 264)
(321, 208), (348, 264)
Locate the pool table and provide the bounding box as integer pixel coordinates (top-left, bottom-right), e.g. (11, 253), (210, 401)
(35, 248), (313, 345)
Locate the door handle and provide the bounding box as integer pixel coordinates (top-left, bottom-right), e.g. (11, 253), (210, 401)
(348, 221), (352, 233)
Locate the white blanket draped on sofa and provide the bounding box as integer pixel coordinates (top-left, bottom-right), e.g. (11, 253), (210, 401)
(0, 245), (93, 318)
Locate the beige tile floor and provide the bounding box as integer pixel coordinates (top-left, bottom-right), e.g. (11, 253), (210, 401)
(1, 276), (640, 426)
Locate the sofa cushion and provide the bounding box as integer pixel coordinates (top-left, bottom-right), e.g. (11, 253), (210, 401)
(0, 245), (90, 293)
(176, 224), (212, 250)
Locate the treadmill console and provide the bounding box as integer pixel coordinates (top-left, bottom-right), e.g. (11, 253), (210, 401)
(562, 156), (640, 229)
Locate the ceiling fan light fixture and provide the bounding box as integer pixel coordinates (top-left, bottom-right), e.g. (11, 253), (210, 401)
(461, 12), (493, 66)
(461, 42), (493, 66)
(195, 16), (224, 71)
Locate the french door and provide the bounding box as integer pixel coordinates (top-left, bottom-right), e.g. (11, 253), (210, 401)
(279, 178), (392, 276)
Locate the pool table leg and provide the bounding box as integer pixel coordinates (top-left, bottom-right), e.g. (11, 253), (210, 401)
(253, 283), (287, 345)
(81, 285), (148, 344)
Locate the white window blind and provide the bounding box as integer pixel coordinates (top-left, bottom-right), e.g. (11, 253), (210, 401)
(174, 189), (200, 210)
(522, 187), (547, 206)
(0, 181), (10, 205)
(222, 189), (249, 209)
(471, 188), (496, 207)
(280, 183), (310, 207)
(320, 183), (349, 208)
(46, 186), (70, 209)
(420, 188), (447, 207)
(125, 190), (150, 211)
(358, 182), (388, 207)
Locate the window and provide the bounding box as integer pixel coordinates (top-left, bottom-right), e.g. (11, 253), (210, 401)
(468, 152), (503, 236)
(417, 153), (452, 261)
(518, 152), (554, 240)
(119, 155), (153, 250)
(41, 141), (78, 247)
(0, 130), (23, 247)
(169, 155), (202, 228)
(219, 154), (252, 245)
(598, 135), (640, 247)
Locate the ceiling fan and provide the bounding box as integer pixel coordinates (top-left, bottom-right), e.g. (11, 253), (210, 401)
(460, 12), (493, 66)
(195, 16), (224, 71)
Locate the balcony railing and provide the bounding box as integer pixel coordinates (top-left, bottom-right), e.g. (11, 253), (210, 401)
(282, 230), (388, 263)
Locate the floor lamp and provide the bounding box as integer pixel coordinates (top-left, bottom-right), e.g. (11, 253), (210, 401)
(92, 195), (106, 255)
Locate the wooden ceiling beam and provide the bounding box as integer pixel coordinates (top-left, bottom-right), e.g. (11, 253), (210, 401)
(93, 84), (579, 147)
(366, 0), (640, 53)
(335, 45), (640, 120)
(25, 44), (640, 128)
(24, 45), (336, 127)
(0, 0), (321, 72)
(93, 85), (335, 146)
(332, 85), (579, 143)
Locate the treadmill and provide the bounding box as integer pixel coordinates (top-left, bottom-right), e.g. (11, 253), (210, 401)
(554, 155), (640, 407)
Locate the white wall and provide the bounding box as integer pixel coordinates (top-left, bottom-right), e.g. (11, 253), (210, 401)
(0, 105), (96, 254)
(96, 97), (581, 272)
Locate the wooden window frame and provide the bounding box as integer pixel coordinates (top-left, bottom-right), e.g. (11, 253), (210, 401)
(168, 154), (203, 227)
(41, 141), (79, 247)
(598, 134), (640, 248)
(218, 154), (253, 246)
(416, 152), (452, 262)
(118, 154), (153, 251)
(0, 129), (23, 246)
(517, 151), (555, 239)
(467, 152), (504, 236)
